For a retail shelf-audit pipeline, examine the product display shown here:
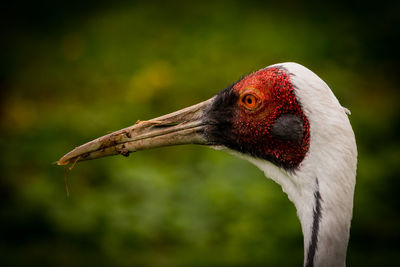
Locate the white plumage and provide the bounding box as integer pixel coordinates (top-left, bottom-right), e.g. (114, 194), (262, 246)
(248, 63), (357, 267)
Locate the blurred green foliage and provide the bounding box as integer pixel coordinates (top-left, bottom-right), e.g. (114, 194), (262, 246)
(1, 0), (399, 266)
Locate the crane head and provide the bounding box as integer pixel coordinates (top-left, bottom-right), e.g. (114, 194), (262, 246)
(205, 67), (310, 170)
(57, 62), (358, 267)
(57, 65), (310, 170)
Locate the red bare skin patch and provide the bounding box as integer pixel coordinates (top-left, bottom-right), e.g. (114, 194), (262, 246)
(232, 67), (310, 168)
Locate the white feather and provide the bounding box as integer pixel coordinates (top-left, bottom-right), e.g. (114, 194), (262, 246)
(227, 63), (357, 267)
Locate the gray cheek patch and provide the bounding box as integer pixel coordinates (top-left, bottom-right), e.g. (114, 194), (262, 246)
(271, 114), (304, 141)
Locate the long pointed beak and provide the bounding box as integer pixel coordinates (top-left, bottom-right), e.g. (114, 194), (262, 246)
(57, 98), (215, 166)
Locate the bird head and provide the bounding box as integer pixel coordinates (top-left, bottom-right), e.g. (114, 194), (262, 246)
(58, 62), (357, 267)
(204, 67), (310, 171)
(57, 64), (310, 172)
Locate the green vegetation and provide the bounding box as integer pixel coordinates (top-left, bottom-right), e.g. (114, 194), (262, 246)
(1, 1), (399, 266)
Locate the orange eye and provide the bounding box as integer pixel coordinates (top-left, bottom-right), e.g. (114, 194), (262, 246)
(241, 94), (259, 109)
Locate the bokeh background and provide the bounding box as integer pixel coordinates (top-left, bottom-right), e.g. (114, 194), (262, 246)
(1, 0), (399, 266)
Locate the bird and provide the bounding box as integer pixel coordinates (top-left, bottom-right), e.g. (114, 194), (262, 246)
(58, 62), (357, 267)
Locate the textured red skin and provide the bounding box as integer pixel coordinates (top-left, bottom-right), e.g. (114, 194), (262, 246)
(232, 67), (310, 168)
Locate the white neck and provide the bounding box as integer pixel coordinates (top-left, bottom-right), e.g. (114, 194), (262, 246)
(247, 63), (357, 266)
(249, 152), (355, 267)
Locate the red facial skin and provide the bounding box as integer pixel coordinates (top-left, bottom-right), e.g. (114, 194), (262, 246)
(232, 67), (310, 169)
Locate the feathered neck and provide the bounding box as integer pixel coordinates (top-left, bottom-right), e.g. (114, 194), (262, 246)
(246, 62), (357, 266)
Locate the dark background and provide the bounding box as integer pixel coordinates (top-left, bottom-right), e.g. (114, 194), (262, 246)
(1, 0), (399, 266)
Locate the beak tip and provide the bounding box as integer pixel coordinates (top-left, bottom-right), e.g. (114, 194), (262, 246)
(56, 159), (68, 166)
(56, 154), (74, 166)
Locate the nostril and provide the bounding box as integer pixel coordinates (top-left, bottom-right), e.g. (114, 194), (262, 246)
(152, 122), (180, 129)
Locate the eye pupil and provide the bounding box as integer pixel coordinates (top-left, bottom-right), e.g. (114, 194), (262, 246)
(241, 93), (260, 110)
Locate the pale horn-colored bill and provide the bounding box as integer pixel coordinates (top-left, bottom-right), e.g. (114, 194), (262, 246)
(57, 98), (215, 166)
